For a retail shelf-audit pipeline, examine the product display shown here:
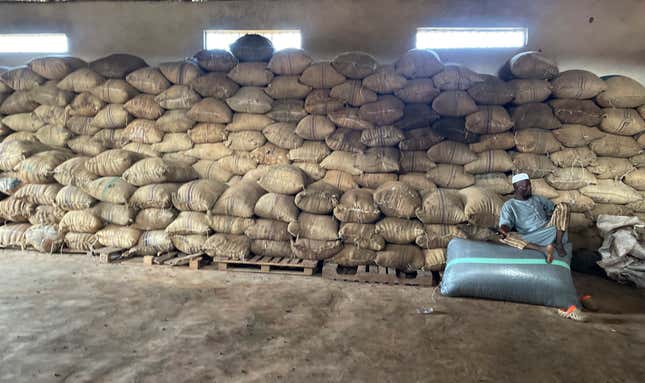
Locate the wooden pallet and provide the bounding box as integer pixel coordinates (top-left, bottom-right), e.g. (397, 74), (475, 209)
(322, 263), (436, 287)
(87, 247), (125, 264)
(143, 252), (207, 270)
(212, 255), (318, 276)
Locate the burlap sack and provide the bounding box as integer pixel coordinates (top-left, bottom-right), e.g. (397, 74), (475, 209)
(24, 224), (63, 252)
(399, 151), (436, 173)
(294, 181), (340, 214)
(332, 52), (378, 79)
(373, 181), (421, 219)
(59, 210), (103, 233)
(0, 91), (39, 114)
(55, 185), (96, 210)
(203, 234), (250, 260)
(432, 117), (479, 144)
(467, 75), (514, 105)
(156, 110), (195, 133)
(64, 232), (98, 251)
(375, 217), (424, 244)
(432, 90), (478, 117)
(188, 123), (227, 144)
(295, 114), (336, 140)
(250, 239), (294, 257)
(266, 99), (307, 123)
(1, 67), (45, 90)
(299, 62), (346, 89)
(416, 189), (467, 224)
(427, 164), (474, 188)
(320, 151), (361, 175)
(550, 99), (603, 126)
(427, 140), (477, 164)
(172, 179), (228, 212)
(28, 81), (74, 107)
(211, 180), (265, 217)
(0, 172), (22, 196)
(244, 219), (291, 241)
(465, 105), (514, 134)
(165, 211), (210, 235)
(375, 244), (425, 272)
(35, 125), (73, 147)
(123, 119), (163, 144)
(216, 154), (258, 175)
(362, 67), (408, 93)
(514, 129), (562, 153)
(129, 183), (179, 209)
(549, 147), (597, 167)
(359, 95), (405, 125)
(264, 75), (312, 99)
(551, 70), (607, 99)
(193, 49), (238, 72)
(395, 103), (441, 131)
(125, 67), (170, 95)
(183, 143), (232, 161)
(54, 157), (97, 187)
(251, 143), (290, 166)
(89, 53), (146, 78)
(587, 157), (635, 179)
(595, 75), (645, 108)
(152, 133), (193, 153)
(552, 191), (596, 213)
(290, 238), (343, 260)
(154, 85), (201, 110)
(85, 149), (143, 176)
(267, 48), (312, 75)
(159, 61), (202, 85)
(91, 79), (138, 104)
(399, 127), (444, 151)
(415, 224), (466, 249)
(225, 86), (273, 114)
(288, 212), (339, 241)
(258, 165), (307, 194)
(95, 225), (141, 249)
(512, 153), (556, 178)
(208, 215), (255, 235)
(581, 180), (641, 204)
(600, 108), (645, 136)
(325, 128), (366, 153)
(508, 51), (558, 79)
(186, 98), (232, 124)
(329, 246), (377, 266)
(171, 234), (206, 254)
(122, 94), (164, 120)
(465, 150), (513, 174)
(395, 49), (444, 79)
(552, 124), (605, 147)
(338, 222), (385, 251)
(355, 147), (400, 173)
(0, 140), (48, 171)
(459, 186), (504, 228)
(33, 104), (67, 126)
(254, 193), (299, 223)
(123, 158), (197, 186)
(29, 205), (65, 226)
(432, 64), (483, 91)
(59, 68), (105, 93)
(69, 93), (106, 117)
(224, 130), (265, 151)
(624, 169), (645, 191)
(66, 116), (100, 136)
(474, 173), (514, 195)
(16, 150), (72, 184)
(91, 202), (136, 226)
(2, 113), (45, 132)
(230, 34), (274, 62)
(0, 223), (30, 248)
(305, 89), (344, 115)
(133, 208), (176, 230)
(321, 170), (359, 191)
(82, 177), (135, 204)
(333, 189), (381, 223)
(394, 78), (440, 103)
(398, 173), (437, 196)
(509, 79), (552, 104)
(126, 230), (174, 256)
(546, 168), (598, 190)
(328, 107), (375, 131)
(590, 134), (641, 158)
(631, 154), (645, 167)
(531, 178), (560, 199)
(12, 184), (60, 206)
(353, 173), (398, 189)
(360, 126), (405, 147)
(591, 204), (634, 219)
(293, 162), (326, 181)
(190, 72), (240, 99)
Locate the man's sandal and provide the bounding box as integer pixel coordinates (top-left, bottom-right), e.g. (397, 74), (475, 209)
(558, 305), (587, 322)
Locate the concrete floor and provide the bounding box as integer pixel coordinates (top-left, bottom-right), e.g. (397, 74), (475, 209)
(1, 251), (644, 383)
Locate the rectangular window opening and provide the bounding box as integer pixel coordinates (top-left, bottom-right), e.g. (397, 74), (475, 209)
(416, 27), (527, 49)
(203, 29), (302, 51)
(0, 33), (68, 53)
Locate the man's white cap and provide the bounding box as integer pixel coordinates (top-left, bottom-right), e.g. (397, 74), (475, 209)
(511, 173), (530, 184)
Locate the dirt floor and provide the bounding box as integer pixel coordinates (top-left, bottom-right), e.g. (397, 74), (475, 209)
(0, 251), (644, 383)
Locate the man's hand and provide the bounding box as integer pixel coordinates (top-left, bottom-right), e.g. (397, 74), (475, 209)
(498, 225), (510, 239)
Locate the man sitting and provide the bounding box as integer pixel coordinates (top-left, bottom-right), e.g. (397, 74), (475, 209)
(498, 173), (594, 321)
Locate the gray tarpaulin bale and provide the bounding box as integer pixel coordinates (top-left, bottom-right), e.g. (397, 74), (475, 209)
(441, 238), (579, 308)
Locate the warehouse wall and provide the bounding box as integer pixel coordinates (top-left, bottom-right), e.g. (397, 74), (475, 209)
(0, 0), (644, 81)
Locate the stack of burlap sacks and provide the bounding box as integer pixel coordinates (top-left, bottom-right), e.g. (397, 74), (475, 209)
(0, 34), (644, 273)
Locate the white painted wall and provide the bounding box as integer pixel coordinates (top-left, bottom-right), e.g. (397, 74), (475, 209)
(0, 0), (644, 81)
